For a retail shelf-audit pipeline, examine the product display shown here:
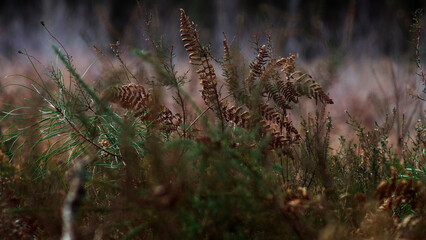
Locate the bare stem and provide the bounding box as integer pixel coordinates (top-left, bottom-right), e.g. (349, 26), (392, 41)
(56, 106), (122, 159)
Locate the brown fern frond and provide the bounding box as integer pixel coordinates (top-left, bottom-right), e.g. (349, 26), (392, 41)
(250, 45), (270, 78)
(221, 103), (295, 149)
(267, 57), (298, 104)
(260, 104), (300, 141)
(156, 107), (182, 132)
(260, 104), (282, 125)
(282, 116), (300, 140)
(268, 130), (288, 148)
(259, 121), (290, 149)
(180, 9), (224, 119)
(276, 81), (298, 103)
(107, 84), (181, 132)
(245, 45), (270, 92)
(259, 61), (292, 110)
(274, 57), (286, 67)
(223, 39), (231, 61)
(317, 91), (334, 105)
(281, 54), (296, 76)
(221, 103), (250, 128)
(221, 103), (291, 148)
(112, 84), (151, 111)
(289, 71), (333, 104)
(197, 59), (220, 108)
(179, 9), (202, 66)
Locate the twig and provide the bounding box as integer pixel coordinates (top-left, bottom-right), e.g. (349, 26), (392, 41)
(144, 17), (188, 137)
(61, 161), (84, 240)
(56, 106), (122, 159)
(188, 92), (235, 129)
(110, 41), (137, 83)
(169, 46), (187, 138)
(61, 157), (94, 240)
(41, 21), (71, 61)
(412, 9), (426, 93)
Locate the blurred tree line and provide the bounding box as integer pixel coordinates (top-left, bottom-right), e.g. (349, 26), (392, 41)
(0, 0), (425, 56)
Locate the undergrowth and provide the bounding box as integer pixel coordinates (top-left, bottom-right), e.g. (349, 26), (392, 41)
(0, 8), (425, 240)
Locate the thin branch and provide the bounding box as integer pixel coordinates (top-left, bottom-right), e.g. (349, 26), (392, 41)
(41, 21), (71, 61)
(110, 41), (137, 83)
(169, 46), (187, 137)
(188, 92), (235, 129)
(55, 106), (122, 159)
(61, 157), (95, 240)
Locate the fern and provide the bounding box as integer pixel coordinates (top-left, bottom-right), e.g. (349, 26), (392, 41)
(245, 45), (270, 92)
(289, 71), (334, 104)
(259, 60), (293, 110)
(105, 84), (181, 133)
(221, 102), (250, 128)
(178, 9), (327, 149)
(179, 8), (224, 127)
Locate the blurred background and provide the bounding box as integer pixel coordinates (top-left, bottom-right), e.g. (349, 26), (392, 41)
(1, 0), (425, 57)
(0, 0), (425, 142)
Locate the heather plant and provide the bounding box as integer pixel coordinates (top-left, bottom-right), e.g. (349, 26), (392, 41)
(0, 7), (425, 240)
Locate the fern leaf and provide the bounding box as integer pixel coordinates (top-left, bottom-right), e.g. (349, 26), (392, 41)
(260, 103), (282, 125)
(281, 54), (296, 76)
(259, 120), (290, 149)
(180, 8), (224, 119)
(290, 71), (333, 104)
(276, 81), (298, 103)
(260, 103), (300, 141)
(245, 45), (270, 92)
(259, 59), (292, 110)
(222, 103), (294, 149)
(107, 84), (181, 132)
(222, 103), (250, 128)
(282, 115), (300, 140)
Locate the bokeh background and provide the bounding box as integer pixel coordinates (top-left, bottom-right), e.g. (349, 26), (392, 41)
(1, 0), (425, 56)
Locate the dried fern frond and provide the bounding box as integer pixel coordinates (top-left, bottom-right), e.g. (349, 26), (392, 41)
(260, 104), (282, 125)
(223, 39), (231, 61)
(260, 104), (300, 141)
(180, 8), (223, 119)
(273, 56), (299, 104)
(221, 103), (250, 128)
(260, 64), (293, 110)
(281, 54), (296, 76)
(276, 81), (298, 103)
(289, 71), (333, 104)
(250, 45), (270, 78)
(376, 170), (425, 212)
(259, 121), (290, 149)
(245, 45), (270, 92)
(221, 103), (293, 149)
(108, 83), (147, 109)
(156, 107), (182, 132)
(254, 58), (301, 141)
(282, 115), (300, 140)
(105, 84), (181, 132)
(179, 9), (202, 66)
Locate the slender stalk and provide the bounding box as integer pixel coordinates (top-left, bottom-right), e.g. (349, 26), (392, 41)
(60, 108), (122, 159)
